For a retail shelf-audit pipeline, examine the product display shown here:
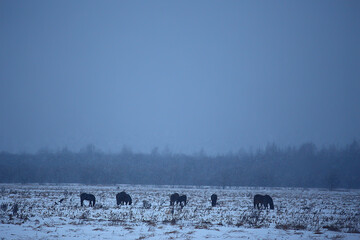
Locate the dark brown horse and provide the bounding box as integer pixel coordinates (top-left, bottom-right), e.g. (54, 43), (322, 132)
(211, 194), (218, 207)
(116, 191), (132, 205)
(177, 195), (187, 208)
(170, 193), (179, 206)
(80, 193), (96, 207)
(254, 194), (274, 209)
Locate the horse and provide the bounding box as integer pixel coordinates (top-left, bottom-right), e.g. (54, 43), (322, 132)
(116, 191), (132, 205)
(211, 194), (218, 207)
(116, 191), (126, 205)
(170, 193), (179, 206)
(80, 193), (96, 207)
(177, 195), (187, 208)
(253, 194), (274, 210)
(263, 195), (274, 209)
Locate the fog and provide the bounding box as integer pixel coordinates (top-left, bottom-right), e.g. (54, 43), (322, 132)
(1, 141), (360, 189)
(1, 1), (360, 155)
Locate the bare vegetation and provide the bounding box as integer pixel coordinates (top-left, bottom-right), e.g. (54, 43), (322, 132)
(0, 184), (359, 236)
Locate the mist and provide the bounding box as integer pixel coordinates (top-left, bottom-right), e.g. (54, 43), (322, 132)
(1, 1), (359, 155)
(1, 4), (360, 240)
(0, 141), (359, 189)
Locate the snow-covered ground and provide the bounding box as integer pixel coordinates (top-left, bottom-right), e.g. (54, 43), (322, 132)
(0, 184), (359, 239)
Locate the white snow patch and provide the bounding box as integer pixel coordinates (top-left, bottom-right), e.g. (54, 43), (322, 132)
(0, 184), (359, 239)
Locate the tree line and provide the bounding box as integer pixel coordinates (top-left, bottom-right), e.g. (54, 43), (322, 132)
(0, 141), (359, 189)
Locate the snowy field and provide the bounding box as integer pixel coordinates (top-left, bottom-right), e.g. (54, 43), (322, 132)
(0, 184), (359, 239)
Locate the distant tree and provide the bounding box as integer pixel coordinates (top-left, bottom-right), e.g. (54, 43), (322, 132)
(151, 147), (159, 156)
(120, 145), (133, 156)
(162, 146), (172, 157)
(0, 142), (360, 188)
(81, 144), (96, 155)
(299, 142), (317, 156)
(326, 171), (340, 190)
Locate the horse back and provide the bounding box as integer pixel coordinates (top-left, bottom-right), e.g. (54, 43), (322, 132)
(170, 193), (179, 201)
(254, 194), (264, 203)
(211, 194), (217, 201)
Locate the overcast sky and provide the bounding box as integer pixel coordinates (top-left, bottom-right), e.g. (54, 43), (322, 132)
(1, 0), (359, 154)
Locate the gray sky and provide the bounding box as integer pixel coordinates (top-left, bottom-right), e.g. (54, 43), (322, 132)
(1, 0), (359, 154)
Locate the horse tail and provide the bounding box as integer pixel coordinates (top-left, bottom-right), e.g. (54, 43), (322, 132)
(269, 198), (274, 209)
(253, 195), (258, 208)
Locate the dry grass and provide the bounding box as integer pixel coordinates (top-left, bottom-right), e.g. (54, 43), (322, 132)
(92, 227), (105, 231)
(0, 184), (359, 234)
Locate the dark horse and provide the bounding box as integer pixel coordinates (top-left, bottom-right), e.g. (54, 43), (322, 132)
(253, 194), (274, 210)
(80, 193), (96, 207)
(177, 195), (187, 208)
(116, 191), (132, 205)
(211, 194), (218, 207)
(170, 193), (179, 206)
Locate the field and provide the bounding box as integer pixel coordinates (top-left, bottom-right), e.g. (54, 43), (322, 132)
(0, 184), (359, 239)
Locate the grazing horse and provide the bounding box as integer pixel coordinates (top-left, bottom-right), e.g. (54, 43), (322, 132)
(170, 193), (179, 206)
(253, 194), (274, 210)
(80, 193), (96, 207)
(263, 195), (274, 209)
(177, 195), (187, 208)
(211, 194), (218, 207)
(116, 191), (132, 205)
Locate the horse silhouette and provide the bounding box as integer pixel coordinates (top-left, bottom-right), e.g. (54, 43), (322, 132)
(116, 191), (132, 205)
(211, 194), (218, 207)
(170, 193), (179, 206)
(253, 194), (274, 209)
(177, 195), (187, 208)
(80, 193), (96, 207)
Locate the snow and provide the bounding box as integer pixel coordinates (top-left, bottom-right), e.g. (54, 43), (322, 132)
(0, 184), (359, 239)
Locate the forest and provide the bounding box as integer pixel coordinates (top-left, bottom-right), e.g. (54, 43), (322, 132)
(0, 141), (359, 189)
